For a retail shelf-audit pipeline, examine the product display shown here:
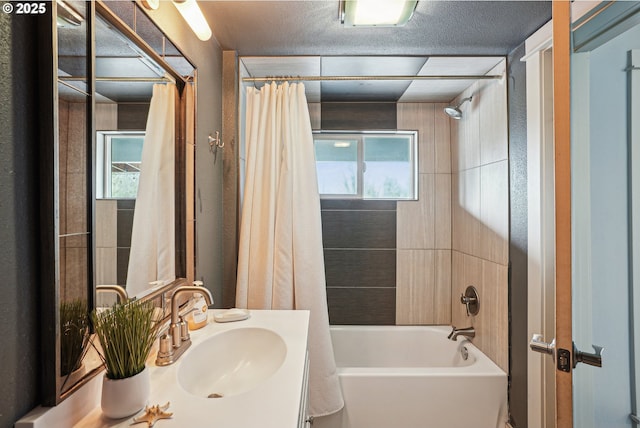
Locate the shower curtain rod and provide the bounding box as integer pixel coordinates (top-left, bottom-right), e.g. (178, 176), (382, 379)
(59, 76), (176, 83)
(242, 74), (503, 83)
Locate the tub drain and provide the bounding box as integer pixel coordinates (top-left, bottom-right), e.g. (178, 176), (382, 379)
(208, 393), (224, 398)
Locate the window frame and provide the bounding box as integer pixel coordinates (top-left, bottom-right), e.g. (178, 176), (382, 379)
(313, 130), (418, 200)
(96, 130), (145, 199)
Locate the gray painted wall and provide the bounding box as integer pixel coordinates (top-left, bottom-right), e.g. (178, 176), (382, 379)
(142, 6), (224, 306)
(0, 12), (45, 428)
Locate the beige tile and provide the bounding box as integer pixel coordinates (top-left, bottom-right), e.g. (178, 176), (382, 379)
(451, 251), (482, 329)
(479, 62), (508, 166)
(95, 200), (117, 248)
(458, 84), (481, 171)
(450, 115), (460, 173)
(434, 250), (452, 324)
(434, 103), (451, 174)
(434, 173), (451, 249)
(452, 253), (508, 372)
(451, 168), (481, 255)
(95, 103), (118, 130)
(397, 173), (435, 249)
(397, 103), (435, 174)
(481, 259), (509, 372)
(480, 161), (509, 265)
(58, 100), (69, 176)
(396, 250), (435, 324)
(66, 102), (87, 175)
(62, 246), (88, 302)
(95, 247), (117, 285)
(64, 172), (88, 239)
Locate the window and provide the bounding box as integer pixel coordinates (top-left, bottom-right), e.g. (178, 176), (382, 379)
(313, 131), (417, 199)
(96, 131), (145, 199)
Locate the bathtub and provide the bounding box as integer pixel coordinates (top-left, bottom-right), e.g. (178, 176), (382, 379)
(314, 326), (508, 428)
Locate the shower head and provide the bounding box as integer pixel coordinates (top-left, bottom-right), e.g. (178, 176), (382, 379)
(444, 96), (473, 120)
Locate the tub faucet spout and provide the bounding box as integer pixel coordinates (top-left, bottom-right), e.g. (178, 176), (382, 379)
(448, 326), (475, 341)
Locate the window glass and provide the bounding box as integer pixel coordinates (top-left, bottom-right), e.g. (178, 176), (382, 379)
(96, 131), (144, 199)
(314, 138), (358, 195)
(363, 136), (413, 199)
(110, 135), (143, 198)
(313, 131), (417, 200)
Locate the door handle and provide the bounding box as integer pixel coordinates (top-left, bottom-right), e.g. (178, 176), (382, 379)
(530, 334), (556, 356)
(530, 334), (603, 370)
(573, 343), (604, 368)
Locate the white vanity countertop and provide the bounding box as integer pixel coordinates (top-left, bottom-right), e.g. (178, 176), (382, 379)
(74, 309), (310, 428)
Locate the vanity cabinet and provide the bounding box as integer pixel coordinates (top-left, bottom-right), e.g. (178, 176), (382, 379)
(17, 310), (311, 428)
(297, 353), (311, 428)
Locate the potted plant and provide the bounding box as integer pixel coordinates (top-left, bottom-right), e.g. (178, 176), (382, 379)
(91, 299), (160, 419)
(60, 299), (90, 390)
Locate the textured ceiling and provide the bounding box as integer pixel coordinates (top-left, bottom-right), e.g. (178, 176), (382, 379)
(201, 1), (551, 56)
(207, 1), (550, 102)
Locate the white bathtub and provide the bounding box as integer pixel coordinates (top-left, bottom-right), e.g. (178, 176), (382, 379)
(314, 326), (508, 428)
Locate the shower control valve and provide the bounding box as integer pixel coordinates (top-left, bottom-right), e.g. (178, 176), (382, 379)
(460, 285), (480, 316)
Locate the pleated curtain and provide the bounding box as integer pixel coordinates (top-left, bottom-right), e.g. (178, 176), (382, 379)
(126, 83), (177, 297)
(236, 82), (344, 417)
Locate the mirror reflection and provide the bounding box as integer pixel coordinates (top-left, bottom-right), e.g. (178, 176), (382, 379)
(55, 0), (195, 400)
(56, 0), (92, 395)
(92, 5), (195, 302)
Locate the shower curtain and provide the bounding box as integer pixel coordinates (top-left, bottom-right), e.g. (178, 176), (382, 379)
(126, 83), (177, 297)
(236, 82), (344, 417)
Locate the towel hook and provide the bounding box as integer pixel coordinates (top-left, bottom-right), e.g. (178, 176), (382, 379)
(208, 131), (224, 150)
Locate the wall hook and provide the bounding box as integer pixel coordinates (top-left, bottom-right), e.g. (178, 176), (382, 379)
(208, 131), (224, 150)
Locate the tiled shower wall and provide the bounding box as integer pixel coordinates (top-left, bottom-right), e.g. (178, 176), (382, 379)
(396, 103), (452, 325)
(58, 99), (88, 302)
(450, 61), (509, 372)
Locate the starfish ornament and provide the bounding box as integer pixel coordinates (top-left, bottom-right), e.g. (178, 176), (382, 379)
(131, 402), (173, 427)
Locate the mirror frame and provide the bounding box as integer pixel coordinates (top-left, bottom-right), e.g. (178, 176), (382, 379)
(41, 0), (197, 405)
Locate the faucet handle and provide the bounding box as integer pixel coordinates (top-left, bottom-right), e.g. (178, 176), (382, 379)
(157, 334), (173, 357)
(460, 286), (480, 316)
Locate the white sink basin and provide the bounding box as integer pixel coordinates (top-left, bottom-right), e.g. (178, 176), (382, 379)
(177, 327), (287, 398)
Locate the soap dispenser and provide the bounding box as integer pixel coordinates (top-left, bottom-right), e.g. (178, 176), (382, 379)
(187, 280), (210, 330)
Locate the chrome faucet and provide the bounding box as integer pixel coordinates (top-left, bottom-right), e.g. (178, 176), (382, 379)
(448, 326), (475, 341)
(156, 285), (213, 366)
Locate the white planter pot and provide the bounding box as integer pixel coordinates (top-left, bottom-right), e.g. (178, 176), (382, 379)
(101, 367), (150, 419)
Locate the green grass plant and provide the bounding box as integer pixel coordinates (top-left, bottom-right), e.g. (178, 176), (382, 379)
(60, 299), (90, 376)
(92, 300), (160, 380)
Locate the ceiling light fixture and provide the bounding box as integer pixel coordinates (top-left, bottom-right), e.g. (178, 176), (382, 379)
(172, 0), (212, 41)
(340, 0), (418, 27)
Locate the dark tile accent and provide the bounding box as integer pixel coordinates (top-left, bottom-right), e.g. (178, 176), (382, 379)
(321, 102), (397, 130)
(327, 287), (396, 325)
(116, 208), (134, 247)
(117, 199), (135, 210)
(322, 210), (396, 249)
(321, 199), (396, 211)
(117, 103), (150, 130)
(324, 249), (396, 288)
(116, 247), (130, 285)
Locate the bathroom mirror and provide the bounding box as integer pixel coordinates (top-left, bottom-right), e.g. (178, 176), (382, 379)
(47, 0), (196, 405)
